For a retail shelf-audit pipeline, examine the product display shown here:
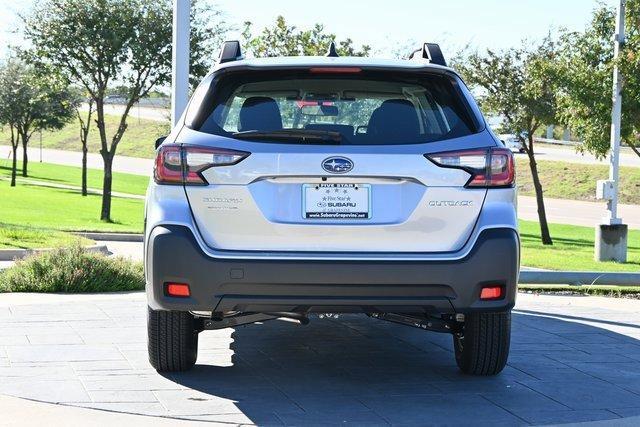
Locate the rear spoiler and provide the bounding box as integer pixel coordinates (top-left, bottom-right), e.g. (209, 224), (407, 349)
(218, 39), (447, 67)
(408, 43), (447, 67)
(218, 40), (341, 64)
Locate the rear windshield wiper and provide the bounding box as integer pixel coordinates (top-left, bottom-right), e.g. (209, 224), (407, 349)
(231, 129), (342, 144)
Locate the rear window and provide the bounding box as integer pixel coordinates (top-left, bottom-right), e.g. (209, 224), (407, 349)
(193, 70), (481, 145)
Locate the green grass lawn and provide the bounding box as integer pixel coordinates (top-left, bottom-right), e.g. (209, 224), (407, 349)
(0, 182), (144, 233)
(517, 158), (640, 204)
(0, 160), (149, 196)
(1, 163), (638, 271)
(0, 224), (91, 249)
(0, 113), (166, 158)
(520, 219), (640, 272)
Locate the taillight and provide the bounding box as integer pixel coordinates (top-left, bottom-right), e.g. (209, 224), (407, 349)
(425, 147), (514, 187)
(154, 145), (249, 185)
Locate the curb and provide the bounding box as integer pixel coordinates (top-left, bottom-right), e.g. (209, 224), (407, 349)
(519, 270), (640, 286)
(73, 232), (143, 242)
(0, 244), (109, 261)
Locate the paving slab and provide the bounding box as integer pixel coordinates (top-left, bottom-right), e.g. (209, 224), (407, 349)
(1, 291), (640, 425)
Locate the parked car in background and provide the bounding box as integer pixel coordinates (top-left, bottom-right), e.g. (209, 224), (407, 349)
(104, 94), (127, 104)
(499, 134), (526, 153)
(145, 41), (519, 376)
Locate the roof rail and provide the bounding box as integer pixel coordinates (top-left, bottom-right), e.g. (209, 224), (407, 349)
(326, 41), (339, 57)
(218, 40), (243, 64)
(408, 43), (447, 67)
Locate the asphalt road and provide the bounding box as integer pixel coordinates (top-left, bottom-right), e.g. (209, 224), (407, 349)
(524, 144), (640, 168)
(2, 145), (639, 230)
(79, 104), (170, 123)
(0, 145), (154, 176)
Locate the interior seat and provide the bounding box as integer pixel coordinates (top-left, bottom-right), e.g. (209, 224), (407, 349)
(238, 97), (283, 132)
(366, 99), (420, 142)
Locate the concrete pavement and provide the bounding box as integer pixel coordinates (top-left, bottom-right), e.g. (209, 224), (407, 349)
(2, 292), (640, 425)
(0, 394), (209, 427)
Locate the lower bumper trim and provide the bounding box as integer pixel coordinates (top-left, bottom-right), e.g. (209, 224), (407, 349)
(146, 225), (519, 314)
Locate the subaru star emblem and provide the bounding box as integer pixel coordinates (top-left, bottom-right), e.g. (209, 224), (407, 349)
(322, 157), (353, 174)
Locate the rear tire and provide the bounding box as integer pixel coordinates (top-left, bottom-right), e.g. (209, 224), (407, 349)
(453, 311), (511, 375)
(147, 306), (199, 372)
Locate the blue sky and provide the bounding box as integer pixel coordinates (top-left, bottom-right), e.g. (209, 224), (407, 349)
(0, 0), (618, 58)
(215, 0), (617, 57)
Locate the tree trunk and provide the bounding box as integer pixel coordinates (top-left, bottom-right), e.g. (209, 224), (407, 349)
(21, 136), (28, 177)
(81, 143), (88, 196)
(95, 98), (114, 222)
(526, 136), (553, 245)
(629, 140), (640, 158)
(10, 127), (18, 187)
(100, 153), (113, 222)
(78, 102), (93, 197)
(11, 144), (17, 187)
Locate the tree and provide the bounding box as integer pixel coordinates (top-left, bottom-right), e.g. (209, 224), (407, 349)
(555, 1), (640, 158)
(0, 59), (23, 187)
(456, 39), (558, 245)
(24, 0), (227, 222)
(72, 87), (93, 196)
(0, 57), (75, 185)
(242, 16), (370, 58)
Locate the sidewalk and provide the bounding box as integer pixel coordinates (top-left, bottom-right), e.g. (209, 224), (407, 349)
(0, 176), (144, 199)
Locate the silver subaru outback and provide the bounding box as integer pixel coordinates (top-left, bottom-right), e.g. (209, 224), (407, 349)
(145, 41), (519, 375)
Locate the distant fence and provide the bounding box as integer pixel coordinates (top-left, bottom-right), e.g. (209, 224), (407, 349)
(103, 97), (170, 109)
(533, 137), (578, 146)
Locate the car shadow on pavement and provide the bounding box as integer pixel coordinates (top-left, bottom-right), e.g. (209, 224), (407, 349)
(161, 312), (640, 425)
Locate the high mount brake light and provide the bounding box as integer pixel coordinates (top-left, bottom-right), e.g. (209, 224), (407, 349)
(426, 147), (515, 188)
(154, 145), (249, 185)
(309, 67), (362, 74)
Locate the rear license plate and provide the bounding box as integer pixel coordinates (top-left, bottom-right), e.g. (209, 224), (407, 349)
(303, 183), (371, 219)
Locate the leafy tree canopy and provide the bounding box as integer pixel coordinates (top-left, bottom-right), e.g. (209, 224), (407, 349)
(0, 57), (76, 139)
(555, 0), (640, 157)
(455, 37), (558, 142)
(242, 16), (370, 58)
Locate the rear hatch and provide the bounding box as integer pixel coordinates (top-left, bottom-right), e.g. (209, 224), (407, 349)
(161, 67), (509, 253)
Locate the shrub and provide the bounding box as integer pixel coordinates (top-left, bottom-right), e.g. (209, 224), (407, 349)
(0, 244), (144, 293)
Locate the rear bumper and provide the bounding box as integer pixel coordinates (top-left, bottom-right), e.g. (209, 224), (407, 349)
(146, 225), (519, 314)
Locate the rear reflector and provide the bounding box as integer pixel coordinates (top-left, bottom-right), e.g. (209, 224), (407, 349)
(425, 147), (515, 188)
(165, 282), (190, 297)
(480, 286), (504, 300)
(154, 144), (250, 185)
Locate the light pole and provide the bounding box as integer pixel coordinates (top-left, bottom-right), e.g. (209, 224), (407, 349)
(595, 0), (628, 262)
(171, 0), (190, 127)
